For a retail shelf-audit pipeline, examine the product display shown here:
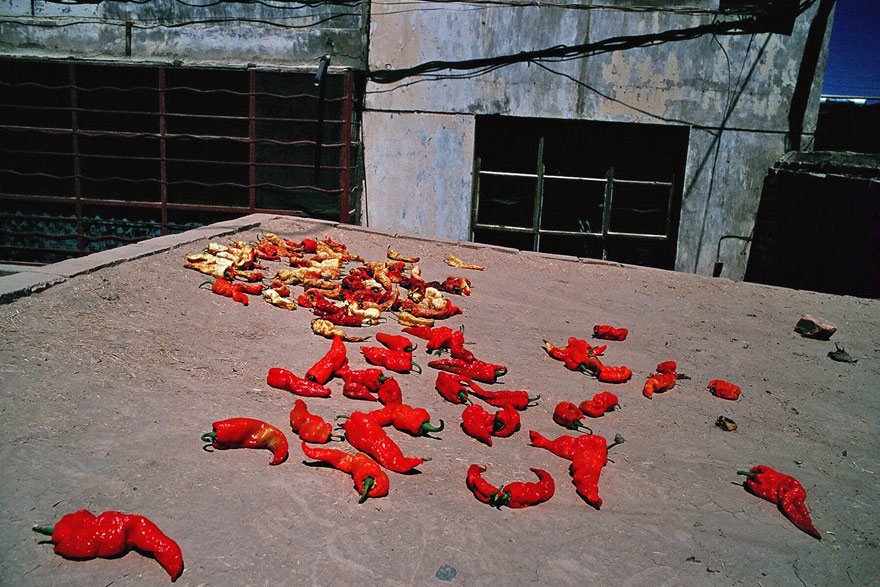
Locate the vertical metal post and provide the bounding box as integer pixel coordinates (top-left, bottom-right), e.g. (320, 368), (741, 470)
(665, 172), (675, 238)
(532, 137), (545, 252)
(339, 70), (353, 224)
(158, 68), (168, 235)
(601, 166), (614, 260)
(470, 156), (481, 242)
(248, 69), (256, 213)
(69, 63), (84, 255)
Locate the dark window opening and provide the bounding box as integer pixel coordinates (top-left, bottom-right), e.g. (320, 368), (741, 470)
(472, 116), (689, 269)
(0, 59), (363, 265)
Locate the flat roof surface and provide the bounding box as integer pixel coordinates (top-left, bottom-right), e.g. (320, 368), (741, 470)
(1, 214), (878, 585)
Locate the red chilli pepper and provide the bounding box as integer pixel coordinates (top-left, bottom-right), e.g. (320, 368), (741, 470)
(32, 510), (184, 581)
(428, 358), (506, 383)
(341, 412), (425, 473)
(708, 379), (742, 401)
(376, 332), (416, 352)
(738, 465), (821, 539)
(204, 278), (249, 305)
(301, 442), (389, 503)
(306, 335), (348, 384)
(289, 399), (337, 444)
(466, 464), (503, 505)
(642, 372), (678, 399)
(593, 324), (628, 341)
(361, 346), (421, 374)
(465, 379), (539, 411)
(266, 368), (332, 398)
(656, 360), (677, 374)
(377, 377), (403, 405)
(528, 430), (581, 460)
(553, 401), (592, 431)
(596, 364), (633, 384)
(368, 403), (444, 436)
(492, 405), (521, 437)
(529, 430), (610, 509)
(343, 380), (378, 401)
(201, 417), (289, 466)
(578, 391), (619, 418)
(498, 468), (556, 509)
(461, 403), (496, 446)
(569, 433), (609, 509)
(435, 371), (470, 404)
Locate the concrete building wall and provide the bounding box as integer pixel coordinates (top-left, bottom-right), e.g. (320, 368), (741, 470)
(362, 111), (474, 241)
(0, 0), (367, 68)
(363, 1), (832, 278)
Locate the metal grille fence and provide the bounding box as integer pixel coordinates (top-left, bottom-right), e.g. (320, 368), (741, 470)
(0, 59), (361, 264)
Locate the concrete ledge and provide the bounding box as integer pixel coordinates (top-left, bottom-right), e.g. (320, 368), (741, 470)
(0, 272), (67, 304)
(520, 250), (580, 263)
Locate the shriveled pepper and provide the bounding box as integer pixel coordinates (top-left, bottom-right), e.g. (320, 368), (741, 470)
(642, 372), (679, 399)
(202, 277), (249, 305)
(336, 366), (387, 392)
(361, 346), (421, 374)
(543, 337), (604, 372)
(553, 401), (592, 432)
(461, 403), (496, 446)
(32, 510), (184, 581)
(435, 371), (470, 404)
(301, 442), (389, 503)
(428, 358), (506, 384)
(738, 465), (821, 539)
(708, 379), (742, 401)
(464, 379), (539, 411)
(376, 332), (416, 352)
(306, 335), (348, 384)
(341, 412), (425, 473)
(596, 364), (633, 384)
(656, 360), (677, 374)
(497, 468), (555, 509)
(289, 399), (339, 444)
(492, 404), (521, 437)
(529, 430), (612, 509)
(569, 433), (609, 509)
(578, 391), (620, 418)
(593, 324), (628, 341)
(201, 417), (289, 466)
(466, 464), (503, 505)
(342, 380), (379, 401)
(368, 403), (444, 436)
(377, 377), (403, 405)
(266, 367), (332, 398)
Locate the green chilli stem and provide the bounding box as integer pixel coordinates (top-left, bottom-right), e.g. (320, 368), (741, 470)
(420, 419), (445, 434)
(411, 361), (422, 374)
(201, 432), (217, 442)
(737, 470), (756, 478)
(359, 477), (375, 504)
(32, 525), (54, 536)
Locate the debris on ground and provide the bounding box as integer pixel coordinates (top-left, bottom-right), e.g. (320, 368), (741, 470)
(794, 314), (837, 340)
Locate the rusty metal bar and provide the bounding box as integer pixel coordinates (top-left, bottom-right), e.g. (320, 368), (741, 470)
(249, 69), (256, 213)
(601, 167), (614, 260)
(338, 69), (353, 224)
(532, 137), (545, 252)
(69, 63), (84, 256)
(159, 68), (168, 236)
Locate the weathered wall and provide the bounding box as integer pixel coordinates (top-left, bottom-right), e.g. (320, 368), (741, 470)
(363, 1), (832, 278)
(362, 111), (474, 241)
(0, 0), (367, 68)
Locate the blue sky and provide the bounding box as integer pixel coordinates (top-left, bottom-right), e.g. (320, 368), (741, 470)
(822, 0), (880, 97)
